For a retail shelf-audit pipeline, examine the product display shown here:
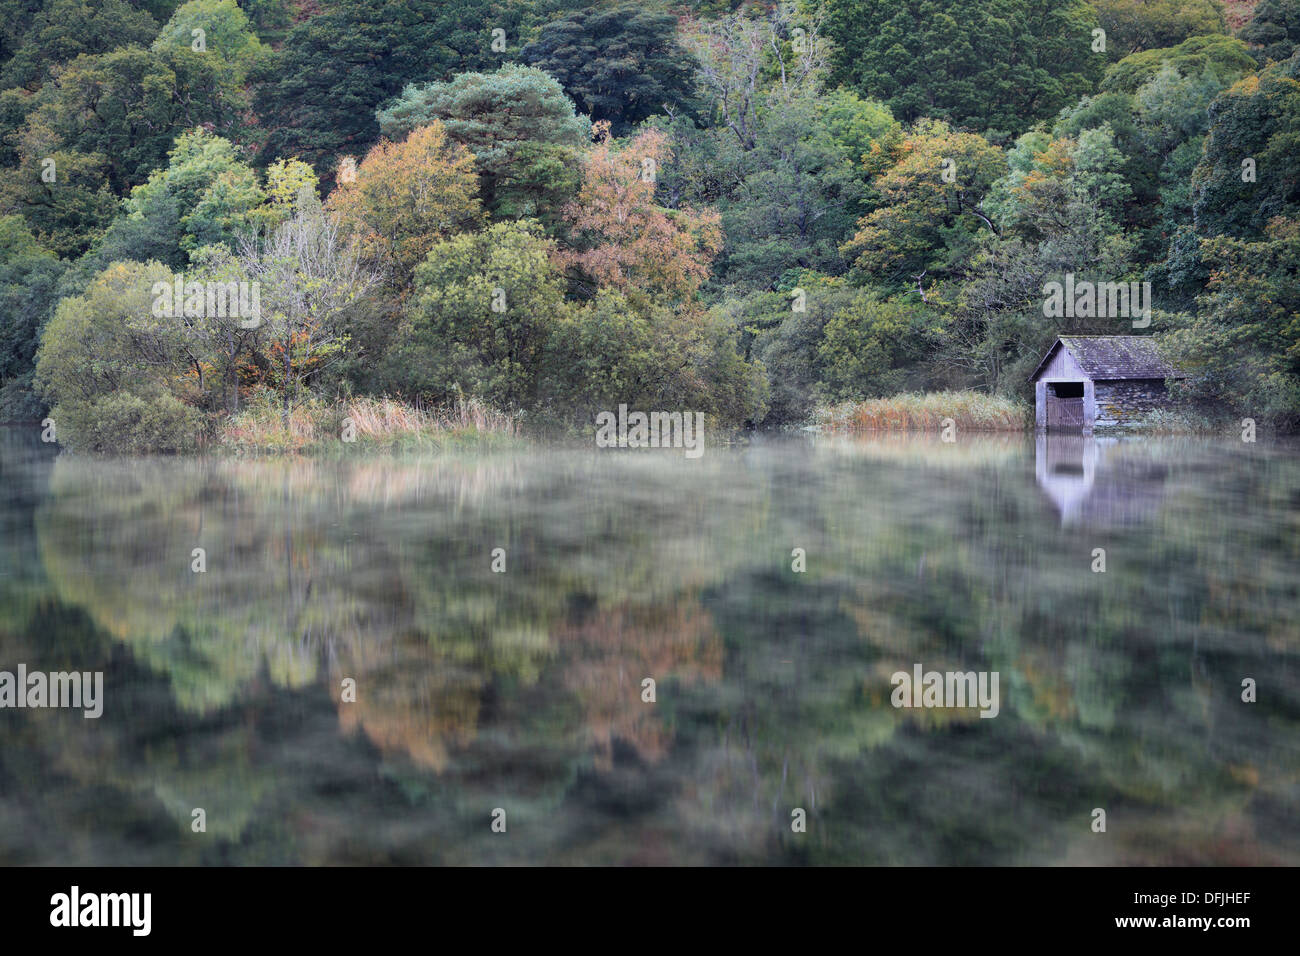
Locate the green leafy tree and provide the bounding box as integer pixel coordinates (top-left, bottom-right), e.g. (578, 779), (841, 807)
(521, 3), (696, 134)
(1091, 0), (1226, 60)
(376, 65), (589, 219)
(1100, 34), (1257, 93)
(1240, 0), (1300, 64)
(33, 259), (209, 452)
(0, 214), (64, 419)
(1165, 218), (1300, 427)
(254, 0), (530, 177)
(403, 219), (565, 409)
(824, 0), (1103, 134)
(818, 295), (931, 399)
(0, 0), (159, 90)
(153, 0), (270, 84)
(8, 44), (245, 195)
(0, 148), (119, 258)
(1192, 56), (1300, 239)
(542, 288), (768, 427)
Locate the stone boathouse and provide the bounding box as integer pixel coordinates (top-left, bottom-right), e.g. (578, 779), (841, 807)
(1030, 336), (1182, 432)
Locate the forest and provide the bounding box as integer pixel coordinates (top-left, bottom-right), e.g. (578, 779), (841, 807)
(0, 0), (1298, 451)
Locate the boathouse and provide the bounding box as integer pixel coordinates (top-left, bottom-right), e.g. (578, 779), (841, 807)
(1030, 336), (1182, 432)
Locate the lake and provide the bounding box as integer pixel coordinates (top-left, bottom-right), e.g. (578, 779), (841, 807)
(2, 427), (1297, 865)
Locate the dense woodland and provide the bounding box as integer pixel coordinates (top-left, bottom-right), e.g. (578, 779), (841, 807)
(0, 0), (1298, 450)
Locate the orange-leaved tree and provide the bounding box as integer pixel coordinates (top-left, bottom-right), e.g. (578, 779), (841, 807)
(559, 123), (722, 302)
(327, 122), (482, 290)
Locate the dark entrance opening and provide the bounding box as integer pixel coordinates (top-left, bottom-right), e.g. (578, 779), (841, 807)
(1046, 381), (1086, 430)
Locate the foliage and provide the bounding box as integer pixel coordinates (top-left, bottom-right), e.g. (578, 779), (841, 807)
(521, 3), (696, 134)
(401, 219), (566, 410)
(843, 119), (1006, 289)
(327, 123), (482, 287)
(1100, 33), (1257, 92)
(824, 0), (1104, 134)
(1091, 0), (1227, 60)
(0, 214), (63, 418)
(1240, 0), (1300, 63)
(559, 126), (723, 301)
(376, 65), (589, 220)
(1192, 55), (1300, 238)
(254, 0), (533, 176)
(33, 260), (209, 452)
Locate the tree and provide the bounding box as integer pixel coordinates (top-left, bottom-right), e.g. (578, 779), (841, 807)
(403, 219), (566, 409)
(1164, 218), (1300, 428)
(824, 0), (1103, 134)
(236, 189), (378, 423)
(33, 259), (209, 452)
(672, 6), (885, 289)
(843, 120), (1006, 291)
(684, 1), (830, 152)
(1192, 56), (1300, 239)
(1240, 0), (1300, 64)
(542, 289), (769, 427)
(713, 93), (871, 288)
(559, 125), (722, 301)
(0, 148), (120, 258)
(1091, 0), (1226, 60)
(7, 44), (245, 195)
(253, 0), (530, 177)
(123, 128), (266, 258)
(327, 123), (481, 290)
(0, 214), (64, 419)
(1100, 34), (1257, 93)
(376, 65), (589, 219)
(521, 3), (696, 135)
(817, 296), (932, 400)
(0, 0), (159, 90)
(153, 0), (270, 84)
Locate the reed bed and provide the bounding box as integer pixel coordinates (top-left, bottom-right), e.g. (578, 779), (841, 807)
(219, 395), (518, 453)
(817, 392), (1029, 433)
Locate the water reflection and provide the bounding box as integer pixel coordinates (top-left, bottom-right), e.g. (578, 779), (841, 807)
(1035, 434), (1170, 527)
(1, 431), (1297, 865)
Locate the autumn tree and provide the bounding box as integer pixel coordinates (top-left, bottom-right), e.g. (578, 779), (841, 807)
(327, 122), (482, 288)
(559, 125), (722, 301)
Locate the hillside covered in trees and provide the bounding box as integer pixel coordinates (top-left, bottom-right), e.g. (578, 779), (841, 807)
(1, 0), (1298, 451)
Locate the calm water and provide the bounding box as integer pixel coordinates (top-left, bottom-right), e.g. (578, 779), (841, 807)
(1, 428), (1297, 865)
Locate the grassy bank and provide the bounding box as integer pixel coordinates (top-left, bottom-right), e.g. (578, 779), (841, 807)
(218, 396), (521, 454)
(816, 392), (1029, 433)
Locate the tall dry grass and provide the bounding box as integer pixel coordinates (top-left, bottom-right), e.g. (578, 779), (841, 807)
(219, 395), (517, 453)
(817, 392), (1029, 433)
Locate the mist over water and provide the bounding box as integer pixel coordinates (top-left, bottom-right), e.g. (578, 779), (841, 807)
(2, 428), (1297, 865)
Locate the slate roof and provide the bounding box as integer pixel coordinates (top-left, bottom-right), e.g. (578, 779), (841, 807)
(1030, 336), (1183, 382)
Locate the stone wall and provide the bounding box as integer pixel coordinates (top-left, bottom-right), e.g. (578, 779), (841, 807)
(1094, 379), (1169, 428)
